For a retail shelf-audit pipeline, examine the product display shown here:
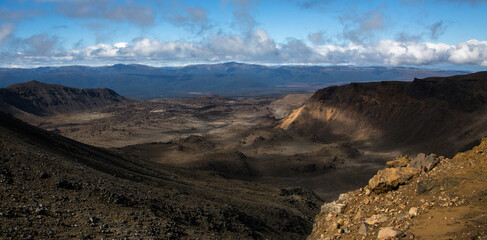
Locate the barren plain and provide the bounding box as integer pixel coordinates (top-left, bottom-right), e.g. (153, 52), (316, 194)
(23, 93), (391, 201)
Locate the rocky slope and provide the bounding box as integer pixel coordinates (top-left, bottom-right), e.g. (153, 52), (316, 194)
(279, 71), (487, 157)
(0, 111), (322, 239)
(0, 80), (129, 116)
(308, 138), (487, 240)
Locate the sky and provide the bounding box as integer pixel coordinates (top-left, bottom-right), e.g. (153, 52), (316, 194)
(0, 0), (486, 69)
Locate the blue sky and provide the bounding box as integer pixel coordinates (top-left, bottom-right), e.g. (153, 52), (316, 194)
(0, 0), (486, 69)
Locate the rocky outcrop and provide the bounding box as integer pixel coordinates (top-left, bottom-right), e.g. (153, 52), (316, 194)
(308, 137), (487, 240)
(369, 153), (443, 193)
(368, 167), (418, 193)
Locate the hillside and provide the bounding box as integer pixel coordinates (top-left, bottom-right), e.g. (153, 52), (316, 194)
(308, 138), (487, 239)
(0, 111), (322, 239)
(0, 81), (129, 116)
(0, 63), (468, 99)
(279, 71), (487, 157)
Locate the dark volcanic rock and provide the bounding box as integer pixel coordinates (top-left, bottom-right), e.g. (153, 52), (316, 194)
(0, 111), (322, 239)
(416, 179), (441, 195)
(408, 153), (441, 172)
(0, 80), (129, 116)
(56, 179), (80, 190)
(280, 71), (487, 157)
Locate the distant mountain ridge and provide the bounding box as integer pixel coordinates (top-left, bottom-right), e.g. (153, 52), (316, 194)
(0, 80), (128, 116)
(279, 71), (487, 157)
(0, 62), (469, 99)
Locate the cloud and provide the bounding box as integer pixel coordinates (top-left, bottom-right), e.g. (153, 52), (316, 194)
(0, 23), (15, 43)
(54, 0), (155, 26)
(23, 34), (59, 55)
(370, 40), (448, 65)
(165, 3), (211, 34)
(0, 7), (44, 21)
(3, 31), (487, 68)
(394, 20), (447, 43)
(80, 42), (128, 58)
(448, 40), (487, 66)
(339, 5), (388, 43)
(84, 21), (115, 44)
(308, 31), (330, 45)
(279, 38), (322, 62)
(223, 0), (258, 35)
(68, 29), (277, 63)
(429, 21), (446, 40)
(395, 32), (423, 42)
(76, 38), (487, 67)
(51, 25), (68, 29)
(286, 0), (334, 9)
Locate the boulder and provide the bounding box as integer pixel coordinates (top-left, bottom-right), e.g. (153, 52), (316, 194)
(358, 222), (368, 236)
(368, 167), (419, 193)
(321, 202), (346, 214)
(408, 153), (440, 172)
(378, 227), (402, 240)
(409, 207), (418, 217)
(386, 155), (411, 168)
(365, 214), (388, 225)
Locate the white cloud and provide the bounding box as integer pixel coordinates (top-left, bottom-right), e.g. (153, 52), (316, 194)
(114, 42), (128, 48)
(448, 40), (487, 66)
(311, 40), (487, 66)
(82, 43), (122, 57)
(2, 28), (487, 68)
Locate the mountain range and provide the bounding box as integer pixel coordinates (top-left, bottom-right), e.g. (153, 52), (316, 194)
(0, 62), (468, 99)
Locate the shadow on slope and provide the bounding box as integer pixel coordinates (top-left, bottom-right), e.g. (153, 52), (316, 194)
(0, 111), (322, 239)
(280, 71), (487, 157)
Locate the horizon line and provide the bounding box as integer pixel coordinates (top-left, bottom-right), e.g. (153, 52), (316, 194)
(0, 62), (482, 72)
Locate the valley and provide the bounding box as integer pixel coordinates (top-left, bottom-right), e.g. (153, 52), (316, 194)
(18, 90), (386, 201)
(1, 71), (486, 239)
